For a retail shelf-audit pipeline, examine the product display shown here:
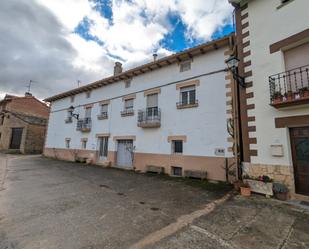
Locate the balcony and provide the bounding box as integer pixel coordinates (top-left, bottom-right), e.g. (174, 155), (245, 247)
(138, 107), (161, 128)
(269, 65), (309, 108)
(176, 100), (199, 109)
(121, 108), (134, 117)
(76, 118), (92, 132)
(97, 112), (108, 120)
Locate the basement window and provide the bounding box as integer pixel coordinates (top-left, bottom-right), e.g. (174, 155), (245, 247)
(81, 139), (87, 149)
(171, 166), (182, 176)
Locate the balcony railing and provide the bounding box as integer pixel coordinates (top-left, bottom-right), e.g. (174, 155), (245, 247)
(121, 108), (134, 117)
(76, 117), (92, 132)
(138, 107), (161, 128)
(97, 112), (108, 120)
(269, 64), (309, 107)
(176, 99), (199, 109)
(65, 116), (72, 123)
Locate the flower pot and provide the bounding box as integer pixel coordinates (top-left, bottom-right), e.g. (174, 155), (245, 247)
(240, 186), (251, 197)
(273, 97), (282, 104)
(245, 179), (273, 196)
(274, 192), (288, 201)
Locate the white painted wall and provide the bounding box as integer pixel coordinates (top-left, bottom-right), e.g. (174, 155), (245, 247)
(243, 0), (309, 165)
(46, 47), (233, 158)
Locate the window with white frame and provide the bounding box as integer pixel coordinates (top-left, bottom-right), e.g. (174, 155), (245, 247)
(146, 93), (158, 117)
(65, 138), (71, 149)
(81, 139), (87, 149)
(180, 85), (196, 105)
(100, 104), (108, 116)
(124, 99), (134, 111)
(180, 60), (191, 72)
(172, 140), (183, 154)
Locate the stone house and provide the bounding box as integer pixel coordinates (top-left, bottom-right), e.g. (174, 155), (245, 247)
(0, 93), (50, 154)
(229, 0), (309, 199)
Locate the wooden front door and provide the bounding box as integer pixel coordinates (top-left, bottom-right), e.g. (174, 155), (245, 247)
(10, 128), (23, 149)
(290, 127), (309, 195)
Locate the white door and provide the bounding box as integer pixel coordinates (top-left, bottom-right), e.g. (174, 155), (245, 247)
(117, 140), (133, 168)
(98, 137), (108, 161)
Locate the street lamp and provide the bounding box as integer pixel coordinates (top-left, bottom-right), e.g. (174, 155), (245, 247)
(68, 105), (79, 120)
(225, 55), (246, 87)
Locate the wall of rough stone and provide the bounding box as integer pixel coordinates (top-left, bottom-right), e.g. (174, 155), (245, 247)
(242, 162), (295, 198)
(24, 124), (47, 154)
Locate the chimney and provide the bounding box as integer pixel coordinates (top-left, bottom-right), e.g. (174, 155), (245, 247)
(114, 62), (123, 76)
(153, 53), (158, 62)
(25, 92), (32, 97)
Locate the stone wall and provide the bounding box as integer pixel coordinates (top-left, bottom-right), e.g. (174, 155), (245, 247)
(242, 162), (295, 197)
(24, 124), (47, 154)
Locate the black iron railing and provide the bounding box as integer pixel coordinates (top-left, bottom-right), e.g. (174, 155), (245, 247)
(76, 117), (92, 131)
(269, 65), (309, 105)
(176, 99), (199, 108)
(121, 108), (134, 116)
(97, 112), (108, 119)
(138, 107), (161, 126)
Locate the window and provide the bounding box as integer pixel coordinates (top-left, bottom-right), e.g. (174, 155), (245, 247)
(146, 93), (158, 117)
(65, 139), (70, 149)
(171, 166), (182, 176)
(70, 96), (75, 103)
(180, 61), (191, 72)
(172, 140), (183, 154)
(100, 104), (108, 114)
(86, 91), (91, 98)
(124, 99), (134, 111)
(125, 79), (131, 88)
(98, 137), (108, 158)
(180, 85), (196, 105)
(85, 107), (92, 118)
(81, 139), (87, 149)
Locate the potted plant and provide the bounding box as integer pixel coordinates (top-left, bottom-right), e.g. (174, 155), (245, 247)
(240, 182), (251, 197)
(284, 90), (294, 101)
(272, 91), (283, 104)
(273, 182), (289, 201)
(299, 87), (309, 98)
(243, 175), (273, 196)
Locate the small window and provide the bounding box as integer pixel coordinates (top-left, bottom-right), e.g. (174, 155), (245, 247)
(100, 104), (108, 115)
(81, 140), (87, 149)
(180, 85), (196, 105)
(180, 61), (191, 72)
(172, 140), (183, 154)
(65, 139), (70, 149)
(124, 99), (134, 110)
(125, 79), (131, 88)
(86, 91), (91, 98)
(85, 107), (92, 118)
(171, 166), (182, 176)
(70, 96), (75, 103)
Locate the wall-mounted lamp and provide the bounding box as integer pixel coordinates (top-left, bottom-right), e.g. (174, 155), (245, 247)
(68, 105), (79, 120)
(225, 55), (246, 88)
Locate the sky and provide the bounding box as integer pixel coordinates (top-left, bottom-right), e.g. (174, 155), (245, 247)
(0, 0), (234, 100)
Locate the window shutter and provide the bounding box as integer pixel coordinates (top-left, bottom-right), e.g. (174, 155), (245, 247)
(147, 93), (158, 108)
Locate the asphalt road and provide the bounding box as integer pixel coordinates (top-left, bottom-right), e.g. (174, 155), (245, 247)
(0, 154), (308, 249)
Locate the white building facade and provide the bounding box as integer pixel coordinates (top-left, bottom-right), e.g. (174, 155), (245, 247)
(230, 0), (309, 198)
(44, 35), (238, 182)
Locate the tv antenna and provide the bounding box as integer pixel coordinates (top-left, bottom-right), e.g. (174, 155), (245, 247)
(26, 80), (36, 94)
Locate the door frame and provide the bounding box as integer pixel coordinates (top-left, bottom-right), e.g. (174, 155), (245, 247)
(9, 127), (24, 150)
(289, 126), (309, 196)
(116, 139), (134, 169)
(98, 136), (109, 161)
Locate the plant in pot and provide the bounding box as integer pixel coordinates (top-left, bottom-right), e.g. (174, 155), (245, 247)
(240, 182), (251, 197)
(272, 91), (283, 104)
(284, 91), (293, 101)
(299, 87), (309, 98)
(273, 182), (289, 201)
(244, 175), (273, 196)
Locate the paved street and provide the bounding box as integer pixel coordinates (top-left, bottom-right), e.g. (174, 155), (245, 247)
(0, 154), (308, 249)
